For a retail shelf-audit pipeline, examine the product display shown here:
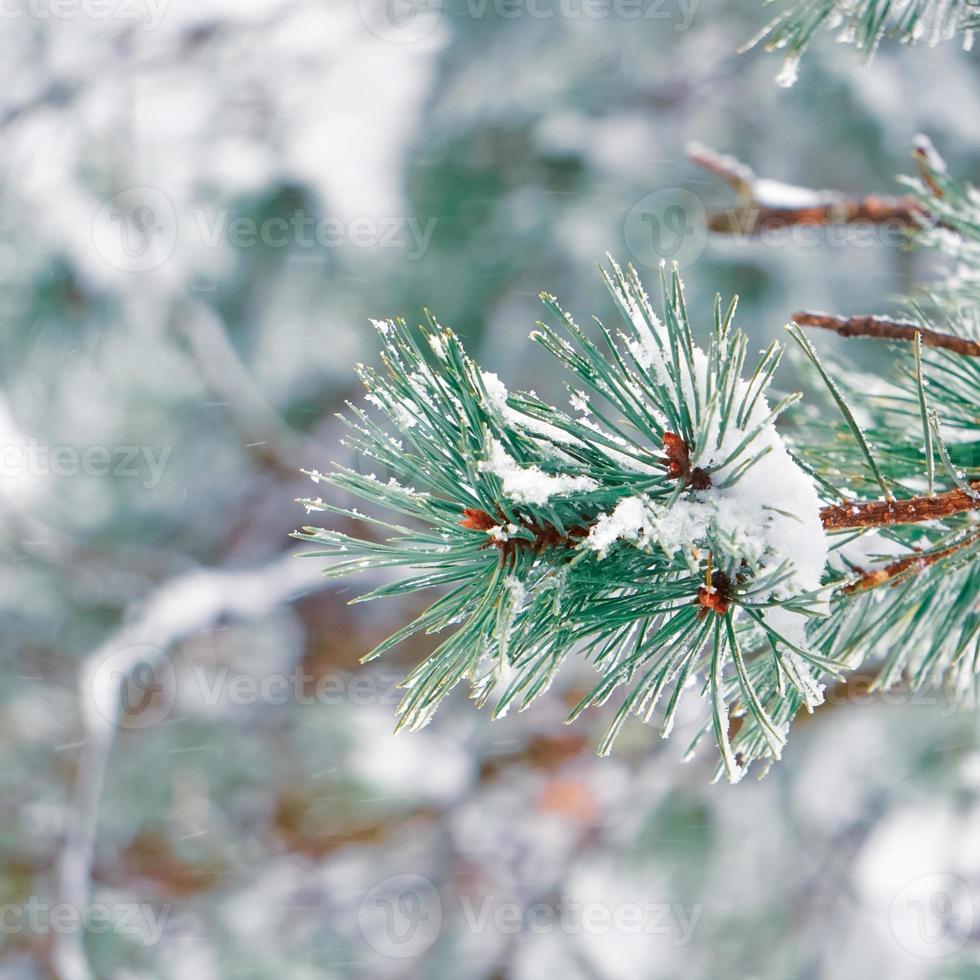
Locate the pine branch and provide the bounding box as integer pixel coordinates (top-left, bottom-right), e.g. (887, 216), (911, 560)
(841, 531), (980, 592)
(300, 145), (980, 781)
(821, 483), (980, 530)
(792, 311), (980, 357)
(745, 0), (980, 87)
(297, 261), (837, 780)
(772, 140), (980, 699)
(688, 142), (921, 237)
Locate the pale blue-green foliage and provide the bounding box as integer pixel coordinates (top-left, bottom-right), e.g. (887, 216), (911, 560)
(297, 263), (838, 781)
(791, 149), (980, 700)
(301, 150), (980, 782)
(751, 0), (980, 82)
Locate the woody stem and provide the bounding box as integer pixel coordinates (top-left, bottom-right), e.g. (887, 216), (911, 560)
(793, 311), (980, 358)
(820, 483), (980, 531)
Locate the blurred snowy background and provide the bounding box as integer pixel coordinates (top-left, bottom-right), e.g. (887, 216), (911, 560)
(2, 1), (980, 977)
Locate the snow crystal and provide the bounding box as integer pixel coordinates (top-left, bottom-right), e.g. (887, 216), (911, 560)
(913, 133), (947, 175)
(392, 403), (419, 429)
(481, 370), (576, 445)
(775, 55), (800, 88)
(481, 370), (509, 413)
(369, 317), (391, 335)
(588, 497), (651, 557)
(428, 332), (447, 359)
(753, 179), (822, 210)
(480, 438), (597, 506)
(488, 523), (517, 542)
(505, 575), (529, 611)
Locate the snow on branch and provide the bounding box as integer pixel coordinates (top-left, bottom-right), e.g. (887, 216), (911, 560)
(687, 141), (922, 237)
(54, 553), (333, 980)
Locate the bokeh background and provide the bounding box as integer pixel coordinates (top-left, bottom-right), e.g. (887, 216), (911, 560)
(2, 1), (980, 977)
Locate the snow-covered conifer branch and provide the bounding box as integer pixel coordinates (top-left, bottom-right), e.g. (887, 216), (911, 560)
(296, 261), (839, 781)
(687, 142), (922, 238)
(297, 138), (980, 782)
(745, 0), (980, 87)
(776, 138), (980, 699)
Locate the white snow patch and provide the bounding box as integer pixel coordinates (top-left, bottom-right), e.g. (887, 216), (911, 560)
(585, 284), (830, 638)
(753, 178), (821, 209)
(775, 55), (800, 88)
(481, 370), (576, 445)
(588, 497), (650, 557)
(481, 438), (597, 506)
(831, 530), (907, 572)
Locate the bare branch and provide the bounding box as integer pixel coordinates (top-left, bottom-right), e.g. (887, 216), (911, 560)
(841, 532), (980, 593)
(53, 552), (333, 980)
(688, 142), (922, 237)
(172, 300), (328, 475)
(792, 310), (980, 358)
(821, 483), (980, 532)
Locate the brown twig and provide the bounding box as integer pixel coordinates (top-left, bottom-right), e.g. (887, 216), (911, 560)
(461, 507), (588, 565)
(841, 533), (980, 593)
(54, 553), (336, 980)
(687, 142), (923, 237)
(820, 483), (980, 531)
(793, 311), (980, 358)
